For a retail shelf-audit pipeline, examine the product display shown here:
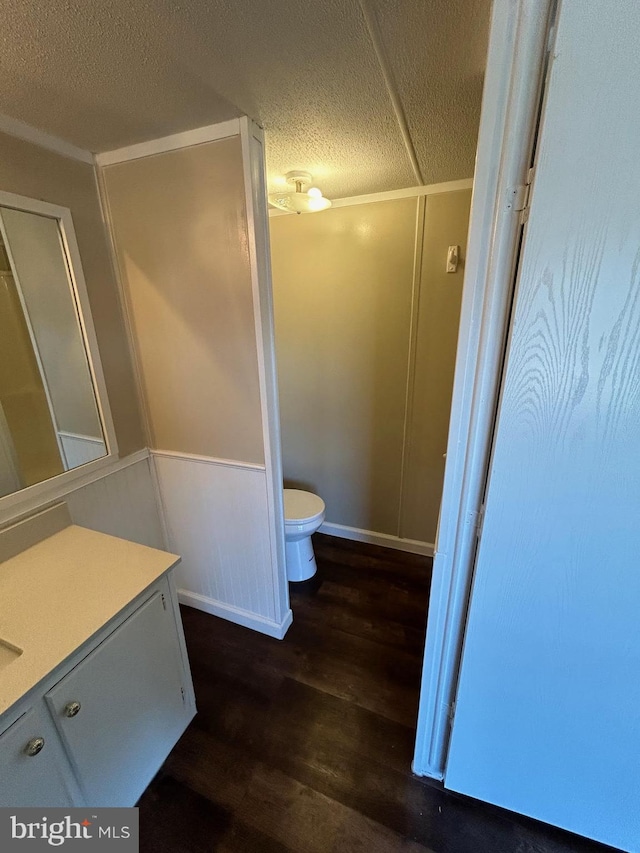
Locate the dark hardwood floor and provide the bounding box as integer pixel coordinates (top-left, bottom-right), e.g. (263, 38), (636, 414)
(138, 534), (615, 853)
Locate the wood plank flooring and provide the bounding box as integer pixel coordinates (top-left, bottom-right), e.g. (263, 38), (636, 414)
(138, 534), (616, 853)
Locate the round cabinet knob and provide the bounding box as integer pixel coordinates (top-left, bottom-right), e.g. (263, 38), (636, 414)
(25, 737), (45, 756)
(64, 701), (81, 718)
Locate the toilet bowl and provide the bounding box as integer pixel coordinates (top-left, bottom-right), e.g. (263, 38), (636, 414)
(283, 489), (325, 582)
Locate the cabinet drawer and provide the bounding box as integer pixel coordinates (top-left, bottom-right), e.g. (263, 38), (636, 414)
(45, 591), (189, 806)
(0, 706), (78, 807)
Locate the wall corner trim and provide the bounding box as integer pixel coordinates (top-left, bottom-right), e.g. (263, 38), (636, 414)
(239, 115), (290, 630)
(150, 448), (266, 472)
(268, 179), (474, 217)
(95, 118), (243, 167)
(0, 113), (94, 164)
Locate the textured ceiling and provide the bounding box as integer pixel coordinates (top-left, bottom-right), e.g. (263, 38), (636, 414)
(372, 0), (489, 187)
(0, 0), (491, 198)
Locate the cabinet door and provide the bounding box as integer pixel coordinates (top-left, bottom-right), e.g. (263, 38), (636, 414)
(45, 591), (189, 806)
(0, 706), (78, 806)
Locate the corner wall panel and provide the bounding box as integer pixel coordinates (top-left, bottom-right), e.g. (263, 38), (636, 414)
(100, 127), (289, 639)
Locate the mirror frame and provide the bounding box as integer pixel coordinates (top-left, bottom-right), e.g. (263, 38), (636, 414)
(0, 190), (118, 514)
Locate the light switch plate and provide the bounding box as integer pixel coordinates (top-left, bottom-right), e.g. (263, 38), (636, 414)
(446, 245), (460, 273)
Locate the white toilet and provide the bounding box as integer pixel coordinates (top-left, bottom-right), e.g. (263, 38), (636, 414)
(283, 489), (326, 582)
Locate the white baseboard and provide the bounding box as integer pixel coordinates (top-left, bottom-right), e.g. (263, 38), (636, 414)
(178, 589), (293, 640)
(318, 521), (434, 557)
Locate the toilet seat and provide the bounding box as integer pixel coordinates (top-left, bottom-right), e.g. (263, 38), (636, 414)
(284, 489), (325, 525)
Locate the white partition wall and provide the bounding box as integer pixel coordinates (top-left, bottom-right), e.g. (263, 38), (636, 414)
(98, 118), (291, 639)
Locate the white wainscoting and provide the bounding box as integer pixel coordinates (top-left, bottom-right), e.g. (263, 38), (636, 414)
(59, 431), (107, 469)
(319, 521), (434, 557)
(65, 455), (166, 549)
(152, 450), (292, 640)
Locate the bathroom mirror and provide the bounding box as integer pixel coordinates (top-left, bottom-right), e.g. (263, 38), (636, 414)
(0, 192), (115, 501)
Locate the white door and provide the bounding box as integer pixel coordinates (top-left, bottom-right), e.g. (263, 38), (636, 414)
(445, 2), (640, 850)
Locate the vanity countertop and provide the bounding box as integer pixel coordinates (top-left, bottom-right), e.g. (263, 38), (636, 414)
(0, 523), (180, 718)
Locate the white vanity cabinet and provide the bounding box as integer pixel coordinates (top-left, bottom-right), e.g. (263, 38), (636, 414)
(45, 589), (189, 806)
(0, 509), (196, 808)
(0, 704), (81, 807)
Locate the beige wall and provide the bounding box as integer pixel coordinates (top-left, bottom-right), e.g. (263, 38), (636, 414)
(102, 136), (264, 464)
(270, 189), (471, 543)
(271, 198), (417, 535)
(0, 131), (145, 457)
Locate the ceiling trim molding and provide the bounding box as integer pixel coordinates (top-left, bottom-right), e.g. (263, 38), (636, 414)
(95, 118), (242, 167)
(268, 178), (473, 216)
(358, 0), (424, 185)
(0, 113), (94, 164)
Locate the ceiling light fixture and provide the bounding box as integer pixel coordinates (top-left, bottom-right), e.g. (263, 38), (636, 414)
(269, 171), (332, 214)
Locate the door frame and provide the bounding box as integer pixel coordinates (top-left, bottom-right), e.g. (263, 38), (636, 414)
(412, 0), (556, 778)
